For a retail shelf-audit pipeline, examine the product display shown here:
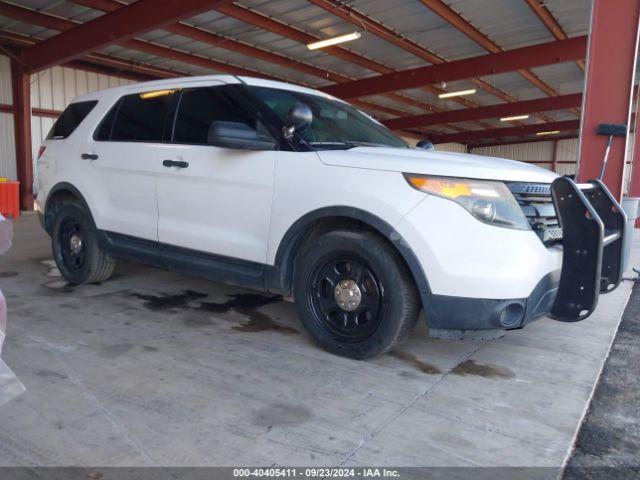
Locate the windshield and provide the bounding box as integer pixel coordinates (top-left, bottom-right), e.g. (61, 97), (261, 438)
(251, 86), (408, 150)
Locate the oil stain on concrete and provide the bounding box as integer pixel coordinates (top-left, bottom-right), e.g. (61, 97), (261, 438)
(252, 402), (313, 428)
(132, 290), (298, 334)
(451, 359), (515, 379)
(0, 271), (18, 278)
(389, 350), (442, 375)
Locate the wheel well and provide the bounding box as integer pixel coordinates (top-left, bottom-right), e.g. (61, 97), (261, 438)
(44, 188), (83, 234)
(275, 215), (423, 296)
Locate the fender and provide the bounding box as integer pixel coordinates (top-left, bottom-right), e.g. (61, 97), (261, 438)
(271, 206), (431, 295)
(43, 182), (93, 234)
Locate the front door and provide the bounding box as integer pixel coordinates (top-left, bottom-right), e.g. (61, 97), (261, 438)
(156, 85), (277, 264)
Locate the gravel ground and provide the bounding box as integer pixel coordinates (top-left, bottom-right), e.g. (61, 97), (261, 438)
(563, 280), (640, 479)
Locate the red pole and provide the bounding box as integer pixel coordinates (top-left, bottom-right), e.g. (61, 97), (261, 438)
(629, 96), (640, 226)
(577, 0), (640, 200)
(551, 140), (559, 173)
(10, 58), (33, 211)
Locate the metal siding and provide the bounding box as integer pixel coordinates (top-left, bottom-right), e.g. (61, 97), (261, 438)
(0, 55), (11, 105)
(0, 112), (16, 181)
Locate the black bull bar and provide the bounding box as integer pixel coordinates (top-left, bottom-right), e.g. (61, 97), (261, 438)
(550, 177), (627, 322)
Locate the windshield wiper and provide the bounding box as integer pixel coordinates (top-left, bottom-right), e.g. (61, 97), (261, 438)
(307, 141), (391, 149)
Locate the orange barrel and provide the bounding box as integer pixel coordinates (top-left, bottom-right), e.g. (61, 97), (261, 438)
(0, 181), (20, 219)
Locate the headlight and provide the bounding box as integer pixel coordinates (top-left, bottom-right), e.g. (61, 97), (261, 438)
(404, 174), (530, 230)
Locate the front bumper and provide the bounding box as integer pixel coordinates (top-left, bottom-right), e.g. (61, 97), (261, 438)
(422, 268), (560, 331)
(398, 177), (626, 332)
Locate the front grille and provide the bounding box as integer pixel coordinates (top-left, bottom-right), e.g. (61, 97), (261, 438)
(508, 183), (562, 244)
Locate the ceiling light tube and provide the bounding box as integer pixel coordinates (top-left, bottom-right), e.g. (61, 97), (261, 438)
(307, 31), (362, 50)
(500, 114), (530, 122)
(536, 130), (561, 136)
(438, 88), (477, 99)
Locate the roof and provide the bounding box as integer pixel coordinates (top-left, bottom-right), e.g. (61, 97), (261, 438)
(0, 0), (591, 146)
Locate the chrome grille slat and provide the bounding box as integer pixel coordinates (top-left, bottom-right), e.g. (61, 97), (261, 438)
(508, 182), (563, 245)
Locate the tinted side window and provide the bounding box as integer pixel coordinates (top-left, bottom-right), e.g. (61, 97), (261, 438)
(110, 92), (173, 142)
(173, 87), (271, 145)
(46, 101), (97, 140)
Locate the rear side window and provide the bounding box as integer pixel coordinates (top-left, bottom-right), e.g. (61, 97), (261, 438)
(98, 91), (174, 142)
(173, 87), (271, 145)
(46, 101), (97, 140)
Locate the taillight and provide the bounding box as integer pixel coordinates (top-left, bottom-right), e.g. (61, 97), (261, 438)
(37, 146), (46, 159)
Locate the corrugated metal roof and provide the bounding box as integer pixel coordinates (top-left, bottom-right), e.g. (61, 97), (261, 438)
(0, 0), (591, 144)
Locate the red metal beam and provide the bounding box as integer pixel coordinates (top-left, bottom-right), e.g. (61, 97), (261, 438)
(384, 93), (582, 130)
(431, 120), (580, 144)
(19, 0), (234, 72)
(578, 0), (640, 200)
(322, 36), (586, 99)
(10, 58), (33, 210)
(524, 0), (585, 71)
(0, 30), (183, 82)
(419, 0), (564, 101)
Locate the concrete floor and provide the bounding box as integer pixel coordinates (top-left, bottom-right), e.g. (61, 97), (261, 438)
(0, 213), (635, 468)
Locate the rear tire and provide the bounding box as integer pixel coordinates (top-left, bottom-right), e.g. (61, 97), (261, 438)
(51, 203), (114, 284)
(293, 229), (420, 359)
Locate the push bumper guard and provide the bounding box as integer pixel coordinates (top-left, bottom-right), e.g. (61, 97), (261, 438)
(550, 177), (627, 322)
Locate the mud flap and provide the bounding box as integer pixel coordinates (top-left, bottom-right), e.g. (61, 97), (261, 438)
(549, 177), (626, 322)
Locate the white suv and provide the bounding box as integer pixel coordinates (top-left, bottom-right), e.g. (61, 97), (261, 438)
(36, 75), (626, 358)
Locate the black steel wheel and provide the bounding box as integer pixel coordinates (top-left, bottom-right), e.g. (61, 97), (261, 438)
(294, 229), (420, 359)
(56, 217), (86, 273)
(51, 203), (114, 284)
(307, 254), (384, 344)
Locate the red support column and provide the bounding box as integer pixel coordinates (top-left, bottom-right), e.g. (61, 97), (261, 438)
(551, 140), (559, 173)
(10, 58), (33, 211)
(578, 0), (640, 200)
(629, 105), (640, 226)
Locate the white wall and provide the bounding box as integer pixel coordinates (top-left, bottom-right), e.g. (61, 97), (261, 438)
(0, 54), (134, 182)
(470, 138), (579, 175)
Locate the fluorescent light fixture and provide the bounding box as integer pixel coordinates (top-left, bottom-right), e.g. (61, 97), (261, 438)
(438, 88), (477, 99)
(500, 114), (530, 122)
(307, 31), (362, 50)
(536, 130), (561, 136)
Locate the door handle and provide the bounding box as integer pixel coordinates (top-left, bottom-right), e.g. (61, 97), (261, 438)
(81, 153), (99, 160)
(162, 159), (189, 169)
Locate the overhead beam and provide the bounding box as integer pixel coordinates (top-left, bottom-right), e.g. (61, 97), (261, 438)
(322, 36), (586, 99)
(431, 120), (580, 144)
(384, 93), (582, 130)
(19, 0), (234, 72)
(524, 0), (585, 71)
(419, 0), (564, 100)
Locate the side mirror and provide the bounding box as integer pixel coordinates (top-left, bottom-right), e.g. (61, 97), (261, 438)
(207, 121), (276, 150)
(283, 103), (312, 139)
(416, 139), (435, 150)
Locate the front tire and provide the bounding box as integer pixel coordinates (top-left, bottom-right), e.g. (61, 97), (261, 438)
(51, 203), (114, 284)
(293, 230), (420, 359)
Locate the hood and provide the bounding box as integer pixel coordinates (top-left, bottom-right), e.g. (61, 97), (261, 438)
(317, 147), (558, 183)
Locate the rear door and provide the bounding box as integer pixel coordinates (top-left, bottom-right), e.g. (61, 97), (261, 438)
(83, 89), (176, 243)
(156, 84), (277, 264)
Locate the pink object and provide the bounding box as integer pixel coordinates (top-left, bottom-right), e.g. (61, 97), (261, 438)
(0, 214), (12, 349)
